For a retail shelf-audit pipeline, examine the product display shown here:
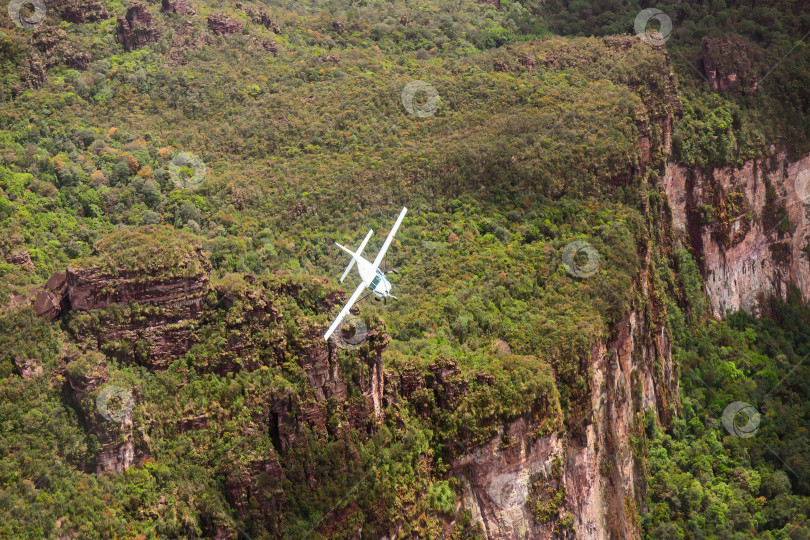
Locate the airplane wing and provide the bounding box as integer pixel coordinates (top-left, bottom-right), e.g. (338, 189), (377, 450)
(323, 282), (366, 341)
(371, 207), (407, 272)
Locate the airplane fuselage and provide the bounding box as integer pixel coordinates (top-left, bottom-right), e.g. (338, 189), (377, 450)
(355, 255), (393, 297)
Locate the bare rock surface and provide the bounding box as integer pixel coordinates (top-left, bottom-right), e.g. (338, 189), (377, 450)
(14, 356), (43, 379)
(33, 289), (61, 319)
(116, 2), (160, 52)
(443, 38), (681, 537)
(663, 152), (810, 316)
(6, 250), (34, 270)
(53, 0), (111, 23)
(208, 14), (243, 36)
(63, 350), (136, 473)
(452, 272), (677, 538)
(161, 0), (188, 14)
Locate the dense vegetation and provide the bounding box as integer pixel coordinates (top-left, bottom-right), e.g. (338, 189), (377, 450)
(542, 0), (810, 167)
(644, 262), (810, 538)
(0, 0), (808, 537)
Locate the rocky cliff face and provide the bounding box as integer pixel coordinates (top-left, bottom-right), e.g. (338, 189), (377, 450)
(63, 349), (136, 473)
(663, 151), (810, 317)
(53, 0), (111, 24)
(116, 2), (161, 52)
(161, 0), (188, 15)
(61, 228), (211, 368)
(443, 35), (682, 540)
(34, 225), (389, 486)
(207, 14), (243, 36)
(452, 263), (678, 539)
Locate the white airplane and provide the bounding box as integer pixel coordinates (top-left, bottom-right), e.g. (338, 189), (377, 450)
(323, 207), (408, 341)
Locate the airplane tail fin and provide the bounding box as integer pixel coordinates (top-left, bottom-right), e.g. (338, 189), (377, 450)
(337, 229), (373, 283)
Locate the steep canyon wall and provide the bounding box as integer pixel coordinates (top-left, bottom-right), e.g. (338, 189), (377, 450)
(663, 151), (810, 317)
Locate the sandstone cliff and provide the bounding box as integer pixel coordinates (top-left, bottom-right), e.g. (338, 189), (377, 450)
(441, 34), (682, 539)
(63, 349), (136, 473)
(32, 224), (389, 497)
(451, 258), (678, 539)
(663, 151), (810, 317)
(116, 1), (161, 52)
(64, 226), (211, 368)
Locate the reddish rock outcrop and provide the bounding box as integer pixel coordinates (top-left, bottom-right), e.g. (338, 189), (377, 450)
(63, 350), (136, 473)
(6, 250), (34, 270)
(444, 37), (681, 539)
(53, 226), (211, 366)
(33, 289), (62, 319)
(31, 270), (69, 319)
(452, 270), (677, 538)
(662, 151), (810, 316)
(53, 0), (111, 23)
(14, 356), (43, 379)
(208, 14), (243, 36)
(160, 0), (188, 14)
(46, 271), (67, 293)
(701, 34), (758, 95)
(32, 26), (92, 71)
(116, 2), (160, 52)
(66, 267), (209, 314)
